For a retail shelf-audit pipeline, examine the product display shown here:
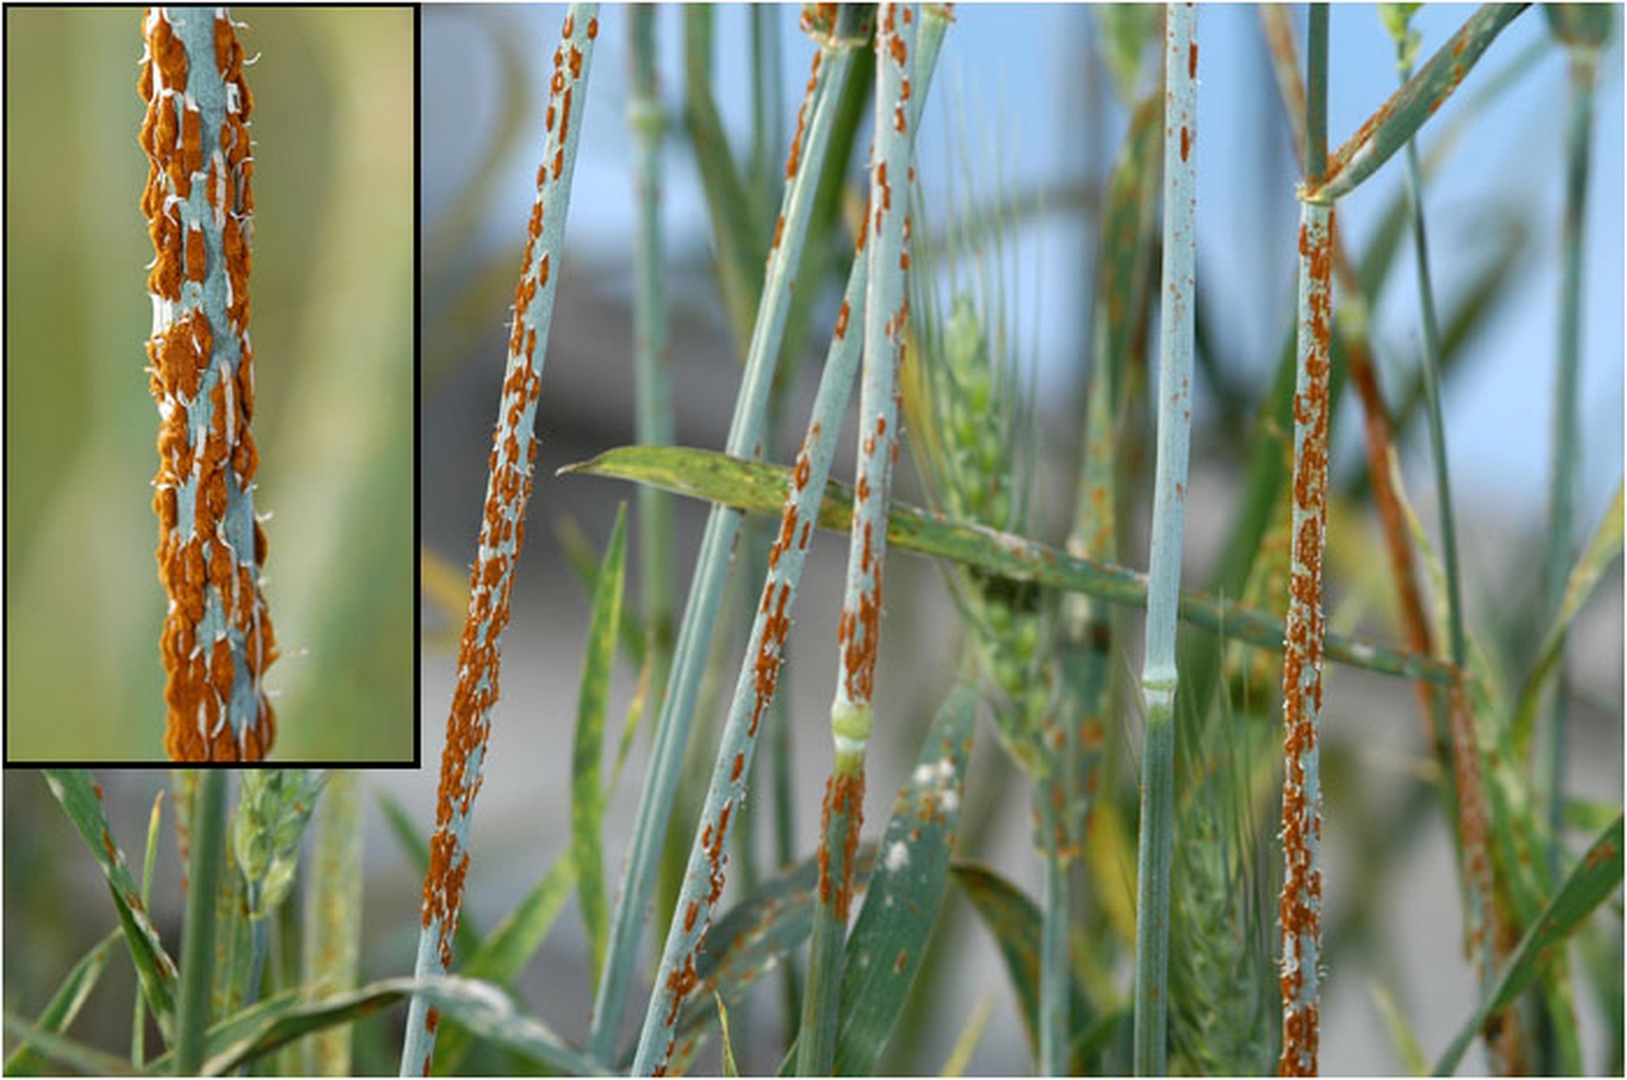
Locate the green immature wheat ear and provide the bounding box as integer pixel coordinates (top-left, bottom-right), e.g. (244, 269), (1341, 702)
(233, 770), (324, 917)
(140, 7), (276, 762)
(1171, 694), (1279, 1077)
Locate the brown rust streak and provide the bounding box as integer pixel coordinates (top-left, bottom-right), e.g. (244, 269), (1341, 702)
(146, 10), (274, 763)
(785, 51), (821, 181)
(817, 767), (867, 920)
(1279, 207), (1332, 1078)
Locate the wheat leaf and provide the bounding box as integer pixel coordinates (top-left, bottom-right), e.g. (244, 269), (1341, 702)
(3, 929), (121, 1076)
(1433, 812), (1624, 1075)
(41, 771), (178, 1040)
(565, 445), (1456, 685)
(571, 505), (628, 993)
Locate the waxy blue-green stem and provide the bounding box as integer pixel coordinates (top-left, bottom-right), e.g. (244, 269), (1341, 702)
(1133, 5), (1197, 1074)
(589, 10), (864, 1062)
(1279, 7), (1330, 1075)
(303, 770), (363, 1075)
(175, 769), (226, 1077)
(800, 4), (923, 1074)
(1542, 9), (1605, 881)
(401, 8), (598, 1075)
(631, 141), (871, 1080)
(628, 6), (675, 707)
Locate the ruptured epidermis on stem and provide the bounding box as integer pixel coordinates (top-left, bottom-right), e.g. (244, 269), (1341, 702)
(141, 8), (276, 761)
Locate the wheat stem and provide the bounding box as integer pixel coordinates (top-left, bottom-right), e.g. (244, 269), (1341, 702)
(401, 8), (599, 1074)
(1132, 7), (1197, 1074)
(589, 7), (865, 1060)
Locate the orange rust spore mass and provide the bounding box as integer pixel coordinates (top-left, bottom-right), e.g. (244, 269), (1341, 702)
(1278, 208), (1334, 1077)
(816, 768), (866, 920)
(143, 9), (275, 762)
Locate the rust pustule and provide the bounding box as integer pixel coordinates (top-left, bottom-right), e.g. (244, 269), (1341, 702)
(785, 51), (821, 180)
(817, 768), (867, 920)
(145, 8), (274, 762)
(1278, 204), (1334, 1077)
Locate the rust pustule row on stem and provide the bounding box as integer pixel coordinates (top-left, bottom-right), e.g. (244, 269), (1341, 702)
(407, 10), (597, 1073)
(1279, 204), (1333, 1078)
(141, 6), (275, 762)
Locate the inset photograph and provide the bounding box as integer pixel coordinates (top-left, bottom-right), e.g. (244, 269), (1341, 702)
(5, 6), (415, 763)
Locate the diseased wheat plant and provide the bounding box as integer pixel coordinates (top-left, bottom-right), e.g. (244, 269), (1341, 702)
(6, 5), (1622, 1079)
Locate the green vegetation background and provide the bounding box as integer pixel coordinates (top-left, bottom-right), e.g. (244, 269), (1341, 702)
(4, 8), (415, 762)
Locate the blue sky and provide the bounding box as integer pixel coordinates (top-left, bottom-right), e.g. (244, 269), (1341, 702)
(423, 4), (1624, 531)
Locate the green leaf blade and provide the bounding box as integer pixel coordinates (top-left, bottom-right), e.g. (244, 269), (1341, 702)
(834, 680), (978, 1076)
(1434, 812), (1625, 1075)
(565, 445), (1457, 685)
(41, 771), (178, 1040)
(571, 505), (628, 994)
(4, 929), (122, 1077)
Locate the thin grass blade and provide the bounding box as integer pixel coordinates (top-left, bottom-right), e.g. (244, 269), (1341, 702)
(627, 5), (676, 730)
(589, 10), (870, 1058)
(1433, 813), (1624, 1075)
(176, 770), (228, 1075)
(206, 976), (606, 1077)
(1540, 16), (1609, 886)
(1370, 981), (1429, 1075)
(951, 863), (1088, 1066)
(683, 6), (767, 350)
(4, 929), (121, 1077)
(1312, 4), (1528, 202)
(833, 680), (977, 1075)
(565, 445), (1457, 686)
(42, 771), (178, 1041)
(1, 1014), (144, 1077)
(301, 770), (365, 1075)
(571, 506), (628, 992)
(939, 994), (995, 1077)
(133, 790), (164, 1065)
(1512, 480), (1624, 759)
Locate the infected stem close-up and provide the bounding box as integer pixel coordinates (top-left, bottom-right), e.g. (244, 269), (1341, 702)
(140, 7), (276, 762)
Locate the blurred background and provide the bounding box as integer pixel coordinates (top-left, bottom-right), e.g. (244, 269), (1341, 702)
(3, 7), (415, 761)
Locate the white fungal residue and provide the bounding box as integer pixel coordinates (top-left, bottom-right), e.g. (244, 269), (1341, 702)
(885, 839), (909, 872)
